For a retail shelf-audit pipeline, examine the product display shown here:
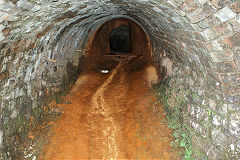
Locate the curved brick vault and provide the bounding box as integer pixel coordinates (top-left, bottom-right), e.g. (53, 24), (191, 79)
(0, 0), (239, 159)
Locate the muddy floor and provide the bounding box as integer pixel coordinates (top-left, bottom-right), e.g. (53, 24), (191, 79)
(39, 57), (179, 160)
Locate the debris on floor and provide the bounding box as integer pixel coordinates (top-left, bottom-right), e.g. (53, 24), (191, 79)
(101, 70), (109, 73)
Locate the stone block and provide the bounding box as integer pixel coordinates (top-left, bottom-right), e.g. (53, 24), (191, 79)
(197, 15), (221, 29)
(236, 139), (240, 151)
(201, 22), (232, 41)
(152, 6), (162, 13)
(212, 40), (223, 51)
(210, 0), (232, 9)
(212, 115), (221, 126)
(179, 0), (200, 13)
(174, 8), (186, 16)
(217, 61), (235, 73)
(210, 51), (234, 63)
(228, 104), (239, 114)
(218, 104), (228, 116)
(0, 130), (3, 148)
(214, 6), (236, 23)
(220, 73), (239, 86)
(0, 24), (5, 31)
(0, 0), (16, 12)
(31, 5), (41, 13)
(171, 16), (182, 23)
(138, 0), (149, 4)
(227, 18), (240, 33)
(236, 60), (240, 73)
(0, 31), (5, 41)
(211, 128), (227, 146)
(224, 94), (239, 104)
(168, 0), (186, 7)
(229, 2), (240, 13)
(196, 0), (208, 5)
(16, 0), (35, 11)
(222, 32), (240, 47)
(229, 113), (240, 136)
(0, 11), (19, 23)
(186, 2), (216, 23)
(200, 28), (212, 41)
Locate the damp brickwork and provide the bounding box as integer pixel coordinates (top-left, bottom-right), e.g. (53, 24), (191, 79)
(0, 0), (239, 159)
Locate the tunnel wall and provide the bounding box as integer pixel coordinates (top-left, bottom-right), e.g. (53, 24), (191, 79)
(0, 0), (239, 159)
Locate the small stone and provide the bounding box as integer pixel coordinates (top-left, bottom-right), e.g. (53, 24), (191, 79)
(187, 3), (216, 23)
(229, 2), (240, 13)
(201, 28), (215, 41)
(219, 104), (228, 115)
(209, 99), (216, 110)
(0, 0), (18, 14)
(64, 100), (72, 104)
(152, 6), (162, 13)
(211, 128), (227, 146)
(230, 144), (235, 151)
(61, 0), (71, 3)
(0, 31), (5, 41)
(236, 139), (240, 149)
(222, 32), (240, 47)
(16, 0), (34, 11)
(212, 40), (223, 51)
(101, 70), (109, 74)
(180, 0), (200, 13)
(31, 5), (41, 13)
(11, 109), (18, 118)
(196, 0), (208, 5)
(172, 17), (182, 23)
(0, 11), (19, 22)
(138, 0), (149, 4)
(214, 6), (236, 23)
(213, 115), (221, 126)
(237, 14), (240, 24)
(0, 24), (5, 31)
(50, 106), (64, 115)
(0, 130), (2, 147)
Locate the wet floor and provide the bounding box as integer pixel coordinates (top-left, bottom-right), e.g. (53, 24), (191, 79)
(40, 58), (179, 160)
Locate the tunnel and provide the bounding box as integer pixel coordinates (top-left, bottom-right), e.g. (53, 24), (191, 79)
(109, 25), (131, 54)
(0, 0), (239, 159)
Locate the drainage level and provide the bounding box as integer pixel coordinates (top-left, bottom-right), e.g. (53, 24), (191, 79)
(109, 25), (131, 54)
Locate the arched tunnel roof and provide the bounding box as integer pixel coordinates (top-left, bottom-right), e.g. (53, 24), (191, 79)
(0, 0), (239, 159)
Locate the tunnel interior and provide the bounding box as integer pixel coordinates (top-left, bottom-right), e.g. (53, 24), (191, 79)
(109, 25), (131, 54)
(0, 0), (239, 159)
(85, 18), (152, 71)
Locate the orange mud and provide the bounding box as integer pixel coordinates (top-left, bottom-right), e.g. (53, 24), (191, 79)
(41, 58), (179, 160)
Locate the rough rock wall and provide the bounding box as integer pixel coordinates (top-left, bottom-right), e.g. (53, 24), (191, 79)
(0, 0), (239, 159)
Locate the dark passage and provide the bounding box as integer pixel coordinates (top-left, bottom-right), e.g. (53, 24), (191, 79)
(109, 25), (131, 54)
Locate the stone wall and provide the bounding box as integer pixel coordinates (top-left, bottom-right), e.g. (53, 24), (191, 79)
(0, 0), (239, 159)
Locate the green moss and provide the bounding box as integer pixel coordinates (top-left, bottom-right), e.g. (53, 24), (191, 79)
(33, 107), (42, 120)
(54, 92), (65, 104)
(154, 83), (194, 160)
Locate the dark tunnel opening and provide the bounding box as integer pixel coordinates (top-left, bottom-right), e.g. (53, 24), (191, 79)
(109, 25), (131, 54)
(85, 18), (152, 70)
